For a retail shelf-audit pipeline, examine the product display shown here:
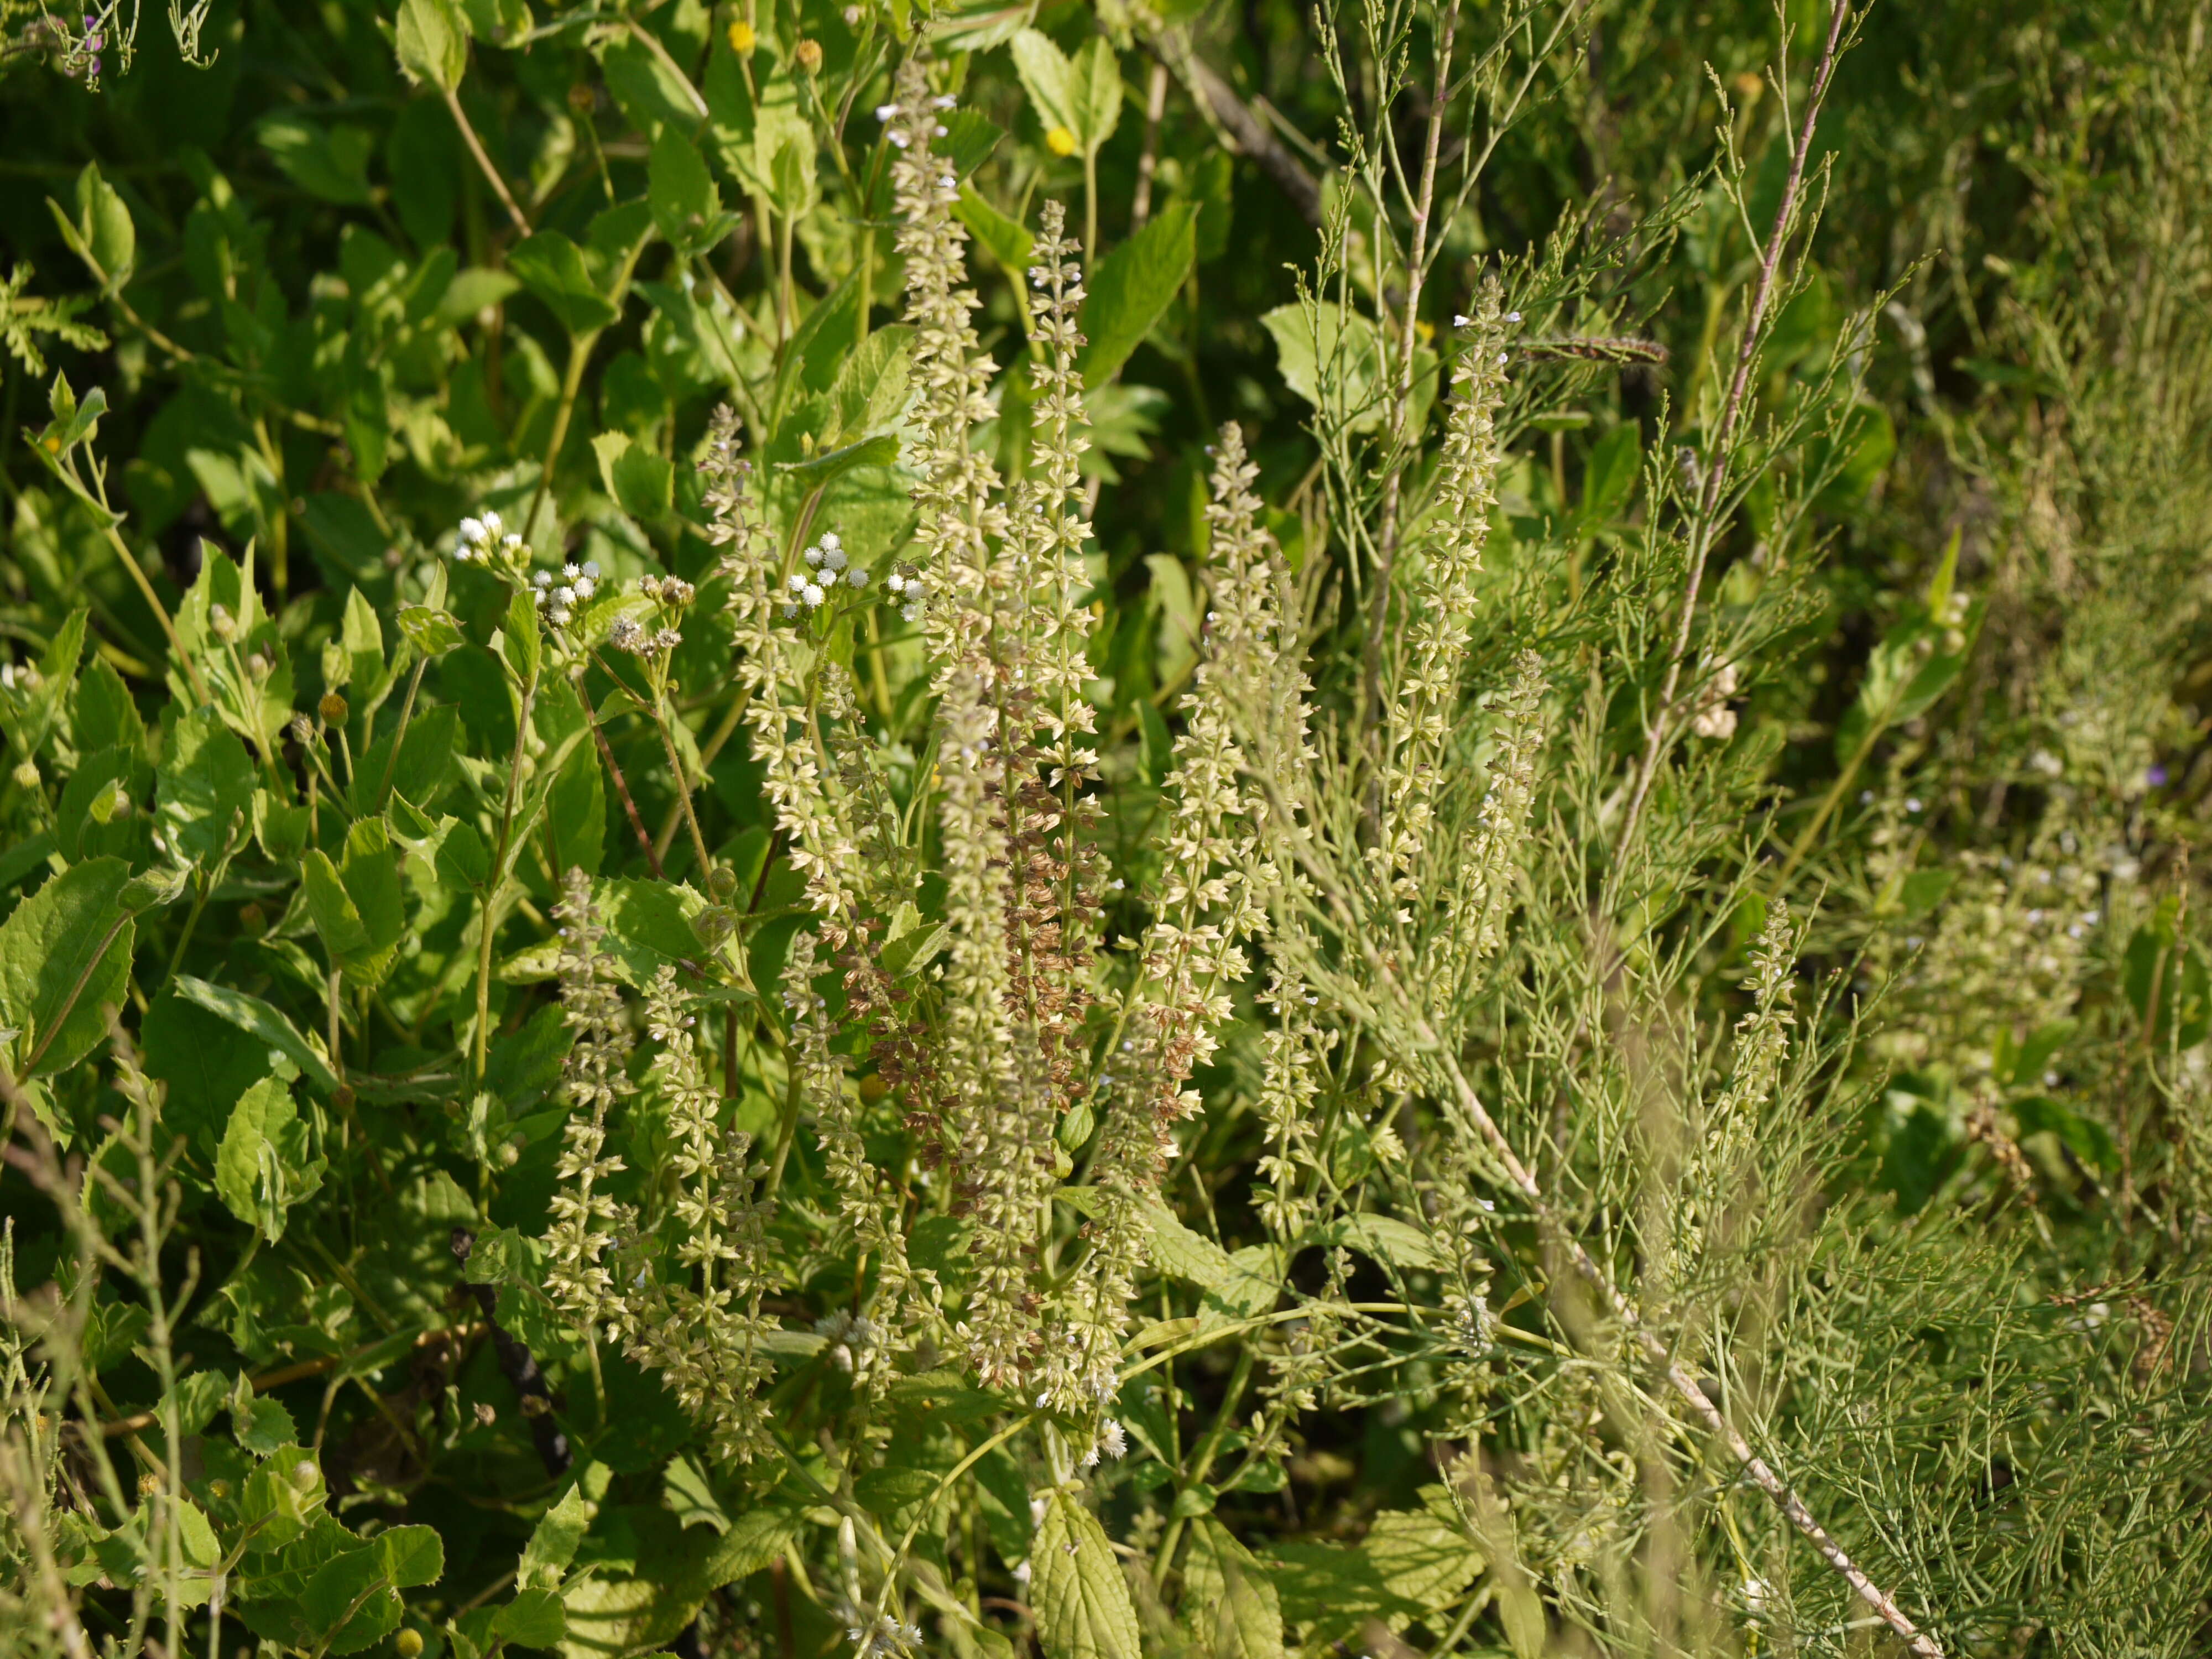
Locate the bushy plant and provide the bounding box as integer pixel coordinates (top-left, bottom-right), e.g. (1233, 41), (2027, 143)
(2, 2), (2208, 1658)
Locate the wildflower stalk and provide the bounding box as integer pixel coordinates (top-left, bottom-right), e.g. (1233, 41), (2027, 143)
(1618, 0), (1855, 859)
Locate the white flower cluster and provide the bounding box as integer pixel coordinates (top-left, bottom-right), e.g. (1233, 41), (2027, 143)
(875, 92), (956, 148)
(882, 567), (927, 623)
(530, 560), (601, 628)
(0, 661), (41, 692)
(1078, 1417), (1128, 1468)
(841, 1609), (922, 1659)
(453, 509), (525, 568)
(781, 531), (867, 616)
(812, 1309), (882, 1375)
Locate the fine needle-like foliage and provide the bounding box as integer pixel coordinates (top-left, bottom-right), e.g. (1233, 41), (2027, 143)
(2, 2), (2209, 1658)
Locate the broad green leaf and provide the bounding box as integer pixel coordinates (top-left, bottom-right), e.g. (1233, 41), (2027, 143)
(0, 857), (135, 1077)
(236, 1391), (299, 1455)
(1011, 29), (1079, 145)
(302, 1544), (401, 1651)
(395, 0), (468, 92)
(495, 1589), (569, 1647)
(1068, 36), (1124, 154)
(1032, 1489), (1141, 1659)
(502, 585), (542, 686)
(559, 1507), (795, 1657)
(827, 325), (914, 444)
(509, 231), (621, 335)
(168, 1369), (229, 1437)
(75, 654), (147, 757)
(378, 1524), (444, 1588)
(216, 1075), (325, 1243)
(238, 1444), (328, 1553)
(956, 184), (1033, 279)
(1142, 1198), (1235, 1288)
(1081, 204), (1197, 389)
(1262, 299), (1389, 431)
(172, 975), (341, 1094)
(158, 707), (254, 863)
(664, 1454), (729, 1533)
(395, 603), (467, 657)
(593, 431), (675, 520)
(649, 126), (731, 256)
(1182, 1520), (1285, 1659)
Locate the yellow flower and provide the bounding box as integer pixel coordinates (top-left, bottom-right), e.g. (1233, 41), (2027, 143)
(1045, 125), (1078, 158)
(727, 18), (756, 53)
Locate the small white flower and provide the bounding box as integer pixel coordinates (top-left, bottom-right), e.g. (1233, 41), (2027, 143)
(534, 570), (553, 588)
(582, 559), (601, 577)
(889, 130), (910, 149)
(563, 562), (580, 578)
(802, 583), (825, 607)
(805, 545), (824, 566)
(901, 603), (920, 622)
(848, 569), (868, 588)
(820, 531), (841, 550)
(574, 576), (596, 599)
(458, 515), (484, 545)
(782, 602), (799, 618)
(932, 94), (957, 110)
(789, 572), (808, 591)
(886, 572), (905, 593)
(1453, 313), (1470, 327)
(1505, 310), (1523, 322)
(481, 509), (504, 535)
(825, 547), (847, 572)
(875, 103), (899, 122)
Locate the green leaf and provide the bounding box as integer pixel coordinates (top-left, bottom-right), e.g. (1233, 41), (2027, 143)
(1578, 421), (1642, 526)
(1067, 36), (1125, 154)
(1032, 1489), (1141, 1659)
(302, 1545), (401, 1652)
(216, 1076), (325, 1243)
(1182, 1520), (1285, 1659)
(956, 185), (1033, 278)
(379, 1524), (444, 1588)
(169, 1369), (230, 1436)
(236, 1391), (299, 1455)
(827, 325), (914, 445)
(74, 163), (136, 287)
(258, 115), (377, 207)
(494, 1588), (569, 1647)
(1080, 202), (1197, 389)
(0, 857), (135, 1077)
(509, 231), (621, 335)
(649, 126), (732, 257)
(395, 0), (468, 92)
(76, 655), (147, 757)
(158, 708), (254, 863)
(395, 603), (467, 658)
(172, 975), (341, 1094)
(502, 585), (542, 686)
(1262, 299), (1388, 431)
(593, 431), (676, 520)
(664, 1454), (730, 1533)
(518, 1474), (597, 1589)
(238, 1444), (327, 1553)
(1013, 29), (1084, 148)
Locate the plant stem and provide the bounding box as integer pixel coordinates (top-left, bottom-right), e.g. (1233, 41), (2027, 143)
(444, 85), (531, 237)
(472, 675), (539, 1083)
(1618, 0), (1854, 860)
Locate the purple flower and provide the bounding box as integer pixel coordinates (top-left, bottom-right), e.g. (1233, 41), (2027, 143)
(2147, 764), (2169, 787)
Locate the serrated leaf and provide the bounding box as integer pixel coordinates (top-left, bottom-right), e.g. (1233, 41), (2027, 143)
(158, 708), (254, 863)
(379, 1524), (444, 1588)
(1032, 1490), (1141, 1659)
(518, 1474), (597, 1589)
(216, 1075), (324, 1243)
(0, 857), (135, 1077)
(495, 1588), (568, 1647)
(649, 126), (729, 257)
(395, 603), (467, 657)
(664, 1454), (729, 1533)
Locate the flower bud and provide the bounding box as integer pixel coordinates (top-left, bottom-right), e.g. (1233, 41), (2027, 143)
(793, 37), (822, 72)
(397, 1632), (425, 1659)
(320, 691), (350, 725)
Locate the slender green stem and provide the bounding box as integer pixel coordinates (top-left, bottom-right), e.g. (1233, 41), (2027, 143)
(472, 675), (539, 1082)
(523, 333), (596, 546)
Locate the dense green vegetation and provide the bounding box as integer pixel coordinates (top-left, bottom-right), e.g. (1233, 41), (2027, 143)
(2, 1), (2208, 1657)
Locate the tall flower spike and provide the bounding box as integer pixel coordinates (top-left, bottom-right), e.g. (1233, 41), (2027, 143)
(615, 968), (778, 1465)
(1430, 651), (1547, 1016)
(1378, 279), (1511, 900)
(1051, 425), (1288, 1408)
(702, 406), (867, 921)
(544, 869), (634, 1330)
